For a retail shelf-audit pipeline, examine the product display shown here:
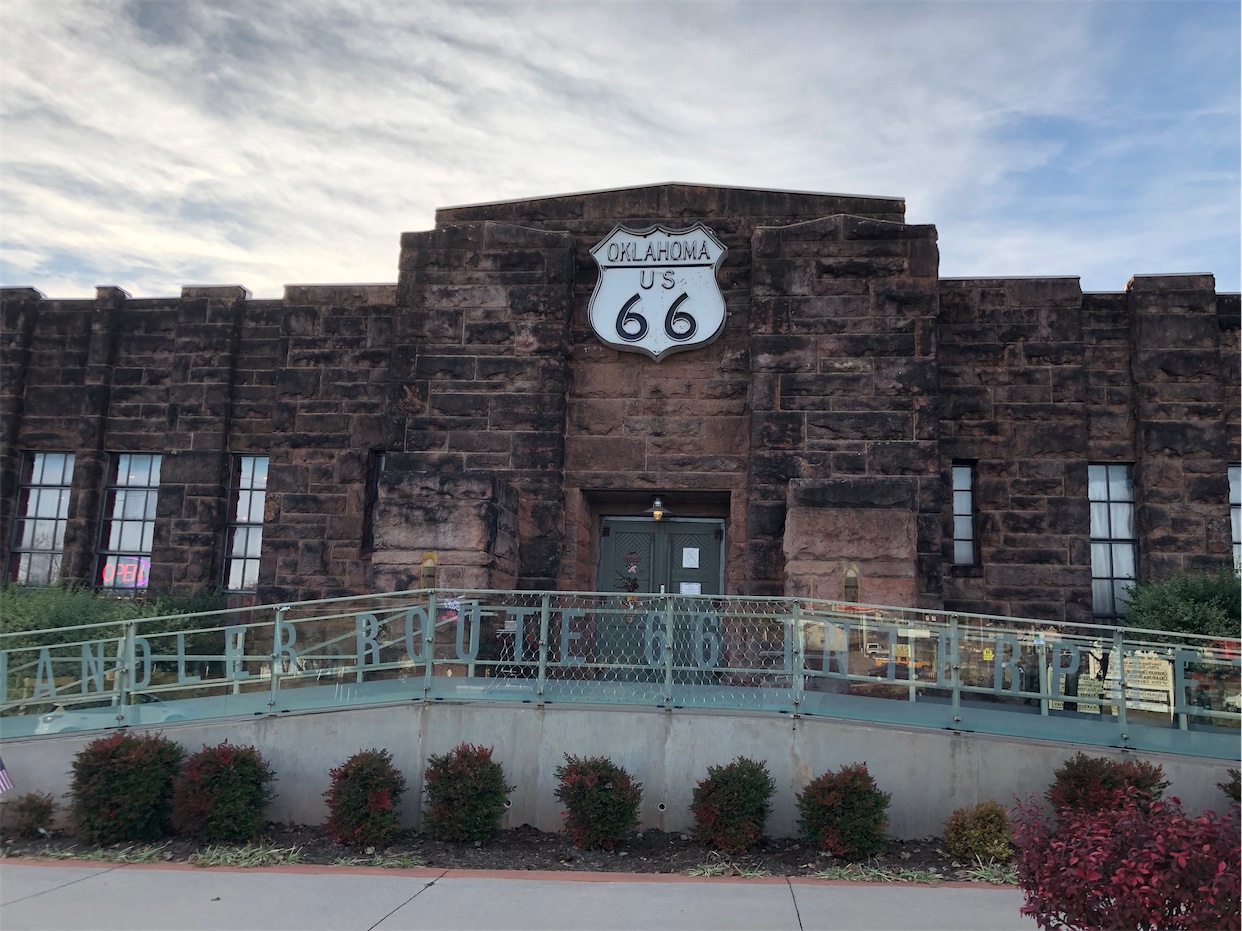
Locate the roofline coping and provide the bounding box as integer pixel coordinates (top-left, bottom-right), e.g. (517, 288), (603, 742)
(439, 181), (906, 212)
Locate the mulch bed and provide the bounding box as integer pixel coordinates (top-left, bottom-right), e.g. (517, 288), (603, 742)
(1, 822), (999, 881)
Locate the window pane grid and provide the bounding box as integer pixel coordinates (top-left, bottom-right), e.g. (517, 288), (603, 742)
(9, 452), (75, 586)
(951, 463), (976, 566)
(225, 455), (268, 592)
(97, 454), (161, 594)
(1089, 463), (1137, 618)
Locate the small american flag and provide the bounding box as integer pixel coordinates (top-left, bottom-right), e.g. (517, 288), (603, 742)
(0, 757), (13, 794)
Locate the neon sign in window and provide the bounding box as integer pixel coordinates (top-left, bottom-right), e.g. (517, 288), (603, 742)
(96, 454), (161, 595)
(100, 556), (152, 588)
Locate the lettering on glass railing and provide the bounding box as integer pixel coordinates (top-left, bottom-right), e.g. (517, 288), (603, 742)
(353, 602), (481, 667)
(28, 637), (154, 699)
(225, 627), (250, 681)
(275, 619), (298, 670)
(824, 621), (851, 677)
(81, 641), (109, 693)
(2, 596), (1238, 760)
(33, 648), (57, 698)
(991, 634), (1023, 694)
(693, 615), (721, 668)
(454, 602), (481, 662)
(132, 638), (153, 688)
(400, 607), (430, 663)
(560, 610), (585, 666)
(935, 631), (954, 686)
(1049, 643), (1081, 698)
(501, 608), (540, 662)
(355, 614), (382, 666)
(1169, 648), (1237, 715)
(637, 612), (723, 670)
(642, 614), (665, 666)
(176, 632), (201, 685)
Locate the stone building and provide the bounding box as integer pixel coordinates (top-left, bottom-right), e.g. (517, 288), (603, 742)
(2, 183), (1238, 626)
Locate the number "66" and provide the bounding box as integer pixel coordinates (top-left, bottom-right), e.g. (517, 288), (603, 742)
(616, 294), (697, 343)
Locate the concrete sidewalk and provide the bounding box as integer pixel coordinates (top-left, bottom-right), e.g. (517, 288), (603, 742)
(0, 859), (1038, 931)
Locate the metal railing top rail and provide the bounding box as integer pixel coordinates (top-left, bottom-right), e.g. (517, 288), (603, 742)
(2, 587), (1237, 650)
(2, 587), (1237, 761)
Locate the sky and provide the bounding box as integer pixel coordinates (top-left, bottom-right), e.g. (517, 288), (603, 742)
(1, 0), (1238, 299)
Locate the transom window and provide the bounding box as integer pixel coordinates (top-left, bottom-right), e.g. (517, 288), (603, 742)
(1089, 463), (1137, 619)
(96, 454), (161, 594)
(951, 463), (977, 565)
(224, 455), (268, 592)
(8, 452), (75, 585)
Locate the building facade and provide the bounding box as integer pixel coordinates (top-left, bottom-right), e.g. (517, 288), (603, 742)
(2, 184), (1238, 625)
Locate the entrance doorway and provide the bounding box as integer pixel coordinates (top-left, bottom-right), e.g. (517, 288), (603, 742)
(595, 516), (725, 683)
(598, 517), (724, 596)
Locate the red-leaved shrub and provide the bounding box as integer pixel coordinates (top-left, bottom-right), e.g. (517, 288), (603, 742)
(69, 731), (184, 845)
(691, 757), (775, 854)
(1046, 751), (1168, 814)
(171, 742), (275, 842)
(1013, 792), (1240, 931)
(423, 742), (513, 842)
(324, 749), (408, 847)
(554, 755), (642, 851)
(795, 762), (890, 861)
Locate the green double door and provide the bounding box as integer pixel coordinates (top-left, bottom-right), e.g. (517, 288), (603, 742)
(596, 518), (724, 681)
(598, 517), (724, 597)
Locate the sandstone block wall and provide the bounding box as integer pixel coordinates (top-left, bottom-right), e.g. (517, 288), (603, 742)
(1, 183), (1237, 623)
(938, 275), (1239, 623)
(749, 215), (941, 603)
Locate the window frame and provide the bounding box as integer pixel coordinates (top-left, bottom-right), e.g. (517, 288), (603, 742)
(7, 451), (75, 586)
(223, 454), (268, 593)
(950, 461), (978, 567)
(95, 453), (162, 595)
(1088, 463), (1139, 620)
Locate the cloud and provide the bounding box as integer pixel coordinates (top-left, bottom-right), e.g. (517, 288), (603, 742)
(1, 0), (1237, 297)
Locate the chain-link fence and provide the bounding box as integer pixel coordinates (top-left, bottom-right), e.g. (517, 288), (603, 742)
(2, 590), (1238, 759)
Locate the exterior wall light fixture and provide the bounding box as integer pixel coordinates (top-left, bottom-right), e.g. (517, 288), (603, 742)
(644, 497), (669, 521)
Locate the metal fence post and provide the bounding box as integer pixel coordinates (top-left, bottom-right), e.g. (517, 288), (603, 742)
(663, 595), (675, 704)
(1112, 628), (1128, 734)
(949, 614), (962, 726)
(269, 606), (286, 711)
(118, 619), (136, 726)
(791, 600), (804, 713)
(537, 593), (550, 700)
(1038, 641), (1049, 716)
(423, 591), (437, 698)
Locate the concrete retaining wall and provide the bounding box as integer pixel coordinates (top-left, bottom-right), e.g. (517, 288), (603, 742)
(1, 701), (1234, 839)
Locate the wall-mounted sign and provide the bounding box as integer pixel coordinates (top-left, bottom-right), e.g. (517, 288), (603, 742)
(588, 223), (727, 361)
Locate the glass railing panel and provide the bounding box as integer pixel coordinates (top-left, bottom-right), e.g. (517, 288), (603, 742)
(2, 589), (1237, 758)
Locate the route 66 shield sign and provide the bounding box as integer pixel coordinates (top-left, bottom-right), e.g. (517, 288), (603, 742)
(588, 223), (728, 361)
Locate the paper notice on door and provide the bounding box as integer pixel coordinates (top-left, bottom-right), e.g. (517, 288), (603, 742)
(682, 547), (700, 568)
(679, 581), (702, 595)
